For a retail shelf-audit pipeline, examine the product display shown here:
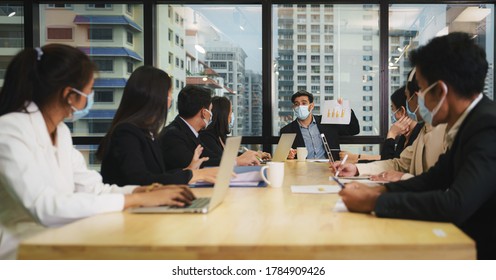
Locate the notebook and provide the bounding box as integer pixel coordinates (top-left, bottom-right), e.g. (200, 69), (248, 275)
(130, 136), (241, 214)
(271, 133), (297, 162)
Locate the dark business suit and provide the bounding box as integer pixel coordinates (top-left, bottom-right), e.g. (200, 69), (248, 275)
(375, 96), (496, 259)
(100, 122), (192, 186)
(279, 111), (360, 160)
(198, 129), (224, 159)
(159, 115), (221, 170)
(381, 122), (424, 160)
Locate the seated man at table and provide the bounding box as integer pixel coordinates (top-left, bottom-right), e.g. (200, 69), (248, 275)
(159, 85), (260, 170)
(336, 32), (496, 259)
(280, 90), (359, 160)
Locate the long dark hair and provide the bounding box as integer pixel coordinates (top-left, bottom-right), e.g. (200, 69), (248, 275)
(0, 44), (95, 116)
(96, 65), (171, 160)
(391, 86), (407, 110)
(205, 96), (231, 143)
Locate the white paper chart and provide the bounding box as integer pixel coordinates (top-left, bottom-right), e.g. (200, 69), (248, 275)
(321, 100), (351, 124)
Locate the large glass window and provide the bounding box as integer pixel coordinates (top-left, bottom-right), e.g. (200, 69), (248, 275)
(157, 4), (262, 136)
(389, 4), (495, 123)
(0, 4), (24, 88)
(40, 3), (144, 167)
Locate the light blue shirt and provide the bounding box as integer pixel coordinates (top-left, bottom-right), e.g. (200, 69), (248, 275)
(298, 117), (326, 159)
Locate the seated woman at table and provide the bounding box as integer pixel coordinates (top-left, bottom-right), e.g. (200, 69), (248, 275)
(97, 66), (217, 185)
(340, 86), (424, 163)
(199, 96), (270, 165)
(0, 44), (195, 230)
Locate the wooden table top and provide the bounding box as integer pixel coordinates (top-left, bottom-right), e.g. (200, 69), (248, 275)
(18, 161), (475, 259)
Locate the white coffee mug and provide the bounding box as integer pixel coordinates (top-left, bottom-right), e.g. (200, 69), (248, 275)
(260, 162), (285, 188)
(296, 147), (308, 162)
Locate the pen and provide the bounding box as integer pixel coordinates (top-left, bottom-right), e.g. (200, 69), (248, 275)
(243, 146), (263, 163)
(331, 176), (346, 189)
(334, 154), (348, 177)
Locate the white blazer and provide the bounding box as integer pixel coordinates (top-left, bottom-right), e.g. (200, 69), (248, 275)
(0, 103), (137, 227)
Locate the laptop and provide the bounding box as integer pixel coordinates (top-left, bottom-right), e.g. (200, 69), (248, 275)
(130, 136), (241, 214)
(271, 133), (297, 162)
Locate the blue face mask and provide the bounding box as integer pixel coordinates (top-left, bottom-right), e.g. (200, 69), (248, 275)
(294, 105), (310, 120)
(229, 112), (235, 131)
(405, 94), (419, 121)
(417, 82), (446, 126)
(203, 109), (213, 128)
(68, 88), (94, 122)
(390, 108), (400, 124)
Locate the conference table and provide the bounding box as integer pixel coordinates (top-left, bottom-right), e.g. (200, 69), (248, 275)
(18, 161), (475, 259)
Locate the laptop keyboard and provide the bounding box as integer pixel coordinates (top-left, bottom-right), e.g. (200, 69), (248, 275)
(172, 197), (210, 209)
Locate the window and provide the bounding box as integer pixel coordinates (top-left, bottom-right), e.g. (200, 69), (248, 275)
(47, 4), (72, 8)
(126, 4), (133, 15)
(88, 28), (112, 40)
(363, 116), (373, 122)
(168, 52), (173, 64)
(180, 60), (184, 69)
(127, 61), (134, 74)
(89, 120), (112, 134)
(363, 45), (372, 51)
(93, 59), (113, 72)
(94, 90), (114, 103)
(175, 35), (179, 45)
(126, 31), (133, 44)
(363, 106), (373, 112)
(175, 57), (179, 67)
(362, 126), (373, 132)
(363, 86), (373, 91)
(168, 29), (173, 41)
(175, 79), (180, 89)
(363, 35), (372, 41)
(47, 27), (72, 40)
(87, 4), (112, 9)
(363, 65), (372, 71)
(297, 66), (306, 73)
(363, 96), (373, 102)
(363, 55), (372, 61)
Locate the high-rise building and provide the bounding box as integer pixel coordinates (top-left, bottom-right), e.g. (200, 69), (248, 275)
(0, 4), (24, 87)
(276, 4), (380, 154)
(39, 3), (144, 167)
(244, 70), (263, 136)
(205, 42), (247, 135)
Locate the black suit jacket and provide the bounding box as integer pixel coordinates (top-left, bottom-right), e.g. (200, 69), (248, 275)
(198, 129), (224, 159)
(100, 122), (192, 186)
(158, 115), (221, 170)
(279, 111), (360, 159)
(381, 122), (424, 160)
(376, 96), (496, 259)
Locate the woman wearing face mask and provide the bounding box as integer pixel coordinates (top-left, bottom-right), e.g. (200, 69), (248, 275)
(340, 86), (423, 162)
(97, 66), (218, 186)
(199, 96), (270, 165)
(0, 45), (195, 240)
(381, 86), (424, 160)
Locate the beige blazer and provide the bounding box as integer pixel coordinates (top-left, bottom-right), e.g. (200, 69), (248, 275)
(357, 123), (447, 179)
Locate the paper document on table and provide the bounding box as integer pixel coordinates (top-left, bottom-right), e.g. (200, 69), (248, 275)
(330, 177), (388, 185)
(305, 159), (330, 163)
(321, 100), (351, 124)
(291, 185), (341, 194)
(333, 198), (348, 212)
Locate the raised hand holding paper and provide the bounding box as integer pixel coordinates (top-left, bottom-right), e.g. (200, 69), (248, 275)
(321, 100), (351, 124)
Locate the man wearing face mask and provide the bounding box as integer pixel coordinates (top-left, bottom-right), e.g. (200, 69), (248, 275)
(334, 69), (448, 182)
(159, 85), (221, 170)
(338, 32), (496, 260)
(280, 90), (359, 160)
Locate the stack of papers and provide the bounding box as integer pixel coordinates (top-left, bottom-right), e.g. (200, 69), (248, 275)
(193, 166), (267, 188)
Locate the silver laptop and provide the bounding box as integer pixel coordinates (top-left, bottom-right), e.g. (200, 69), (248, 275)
(271, 133), (297, 162)
(130, 136), (241, 214)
